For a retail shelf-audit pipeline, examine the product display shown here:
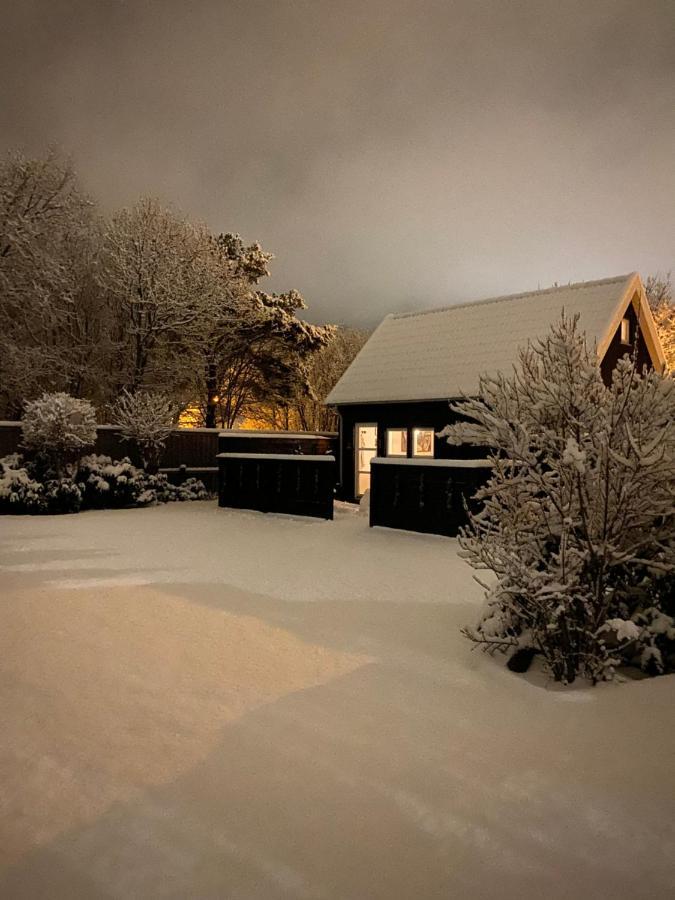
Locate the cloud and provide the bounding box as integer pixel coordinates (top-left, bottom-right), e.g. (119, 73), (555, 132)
(1, 0), (673, 326)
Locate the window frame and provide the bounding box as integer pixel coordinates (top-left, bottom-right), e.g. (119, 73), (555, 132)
(411, 427), (435, 458)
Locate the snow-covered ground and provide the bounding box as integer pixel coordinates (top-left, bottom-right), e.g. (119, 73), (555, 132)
(1, 501), (674, 899)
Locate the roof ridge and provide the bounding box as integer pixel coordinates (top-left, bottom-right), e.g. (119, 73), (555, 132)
(390, 273), (635, 321)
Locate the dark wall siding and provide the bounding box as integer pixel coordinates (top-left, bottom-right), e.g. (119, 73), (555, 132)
(336, 401), (480, 501)
(370, 461), (490, 537)
(600, 303), (653, 384)
(218, 454), (335, 519)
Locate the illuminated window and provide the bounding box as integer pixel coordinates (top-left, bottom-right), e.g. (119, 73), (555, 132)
(620, 318), (630, 344)
(386, 428), (408, 457)
(412, 428), (434, 457)
(355, 424), (377, 496)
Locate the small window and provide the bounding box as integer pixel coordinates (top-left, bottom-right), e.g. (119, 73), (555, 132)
(412, 428), (434, 458)
(620, 318), (630, 344)
(386, 428), (408, 457)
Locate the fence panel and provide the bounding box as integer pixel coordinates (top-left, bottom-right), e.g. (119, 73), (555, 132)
(217, 453), (335, 519)
(369, 458), (491, 537)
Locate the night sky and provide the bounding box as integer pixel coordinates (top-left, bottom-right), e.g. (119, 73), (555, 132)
(2, 0), (674, 326)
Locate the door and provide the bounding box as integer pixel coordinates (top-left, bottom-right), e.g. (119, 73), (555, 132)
(355, 423), (377, 497)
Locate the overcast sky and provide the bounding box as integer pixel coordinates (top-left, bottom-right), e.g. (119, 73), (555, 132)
(1, 0), (674, 326)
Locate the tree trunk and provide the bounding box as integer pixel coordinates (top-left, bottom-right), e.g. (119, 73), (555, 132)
(205, 363), (218, 429)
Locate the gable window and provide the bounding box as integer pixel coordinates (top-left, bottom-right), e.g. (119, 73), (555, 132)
(386, 428), (408, 457)
(412, 428), (434, 457)
(620, 318), (630, 344)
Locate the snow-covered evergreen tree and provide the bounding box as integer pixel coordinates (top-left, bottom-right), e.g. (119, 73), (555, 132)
(21, 392), (97, 476)
(441, 315), (675, 683)
(112, 389), (177, 472)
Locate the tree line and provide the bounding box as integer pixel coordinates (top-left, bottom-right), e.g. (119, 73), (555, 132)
(0, 148), (368, 428)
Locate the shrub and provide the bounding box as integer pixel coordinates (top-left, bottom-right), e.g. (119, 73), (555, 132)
(112, 390), (177, 472)
(76, 454), (151, 508)
(140, 473), (209, 503)
(42, 477), (83, 514)
(22, 392), (97, 476)
(441, 315), (675, 683)
(1, 451), (209, 515)
(0, 455), (45, 514)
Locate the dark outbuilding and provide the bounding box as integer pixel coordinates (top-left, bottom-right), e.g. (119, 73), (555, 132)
(327, 273), (666, 507)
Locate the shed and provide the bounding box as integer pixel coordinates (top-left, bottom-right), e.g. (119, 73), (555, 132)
(327, 273), (666, 502)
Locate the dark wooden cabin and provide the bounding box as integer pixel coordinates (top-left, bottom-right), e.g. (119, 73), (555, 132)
(327, 273), (666, 504)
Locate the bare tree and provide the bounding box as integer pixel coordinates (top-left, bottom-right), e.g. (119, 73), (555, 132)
(0, 148), (99, 415)
(101, 197), (220, 395)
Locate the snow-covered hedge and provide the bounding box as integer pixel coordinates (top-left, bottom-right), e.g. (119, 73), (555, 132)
(442, 314), (675, 684)
(0, 453), (208, 515)
(22, 392), (97, 475)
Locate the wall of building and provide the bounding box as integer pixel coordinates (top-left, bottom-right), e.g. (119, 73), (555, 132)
(335, 400), (481, 502)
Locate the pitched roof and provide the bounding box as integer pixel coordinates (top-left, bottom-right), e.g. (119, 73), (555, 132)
(327, 273), (663, 405)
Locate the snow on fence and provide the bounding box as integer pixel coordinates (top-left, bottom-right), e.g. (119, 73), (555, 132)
(218, 429), (338, 463)
(369, 457), (491, 537)
(217, 452), (336, 520)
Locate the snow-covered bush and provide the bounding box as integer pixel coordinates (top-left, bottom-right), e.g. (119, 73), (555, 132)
(1, 450), (208, 515)
(112, 389), (177, 472)
(441, 315), (675, 684)
(42, 477), (83, 514)
(0, 454), (45, 514)
(22, 392), (97, 476)
(76, 454), (151, 508)
(141, 473), (209, 503)
(76, 455), (208, 508)
(0, 455), (83, 514)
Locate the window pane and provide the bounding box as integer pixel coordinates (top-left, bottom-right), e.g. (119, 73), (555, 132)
(413, 428), (434, 457)
(386, 428), (407, 456)
(358, 449), (376, 471)
(358, 471), (371, 494)
(357, 425), (377, 449)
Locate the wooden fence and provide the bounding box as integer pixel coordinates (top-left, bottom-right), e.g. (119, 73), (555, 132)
(0, 423), (338, 498)
(0, 422), (221, 491)
(217, 453), (336, 519)
(369, 457), (491, 537)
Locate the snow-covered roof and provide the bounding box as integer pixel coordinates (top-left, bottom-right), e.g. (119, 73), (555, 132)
(327, 273), (663, 404)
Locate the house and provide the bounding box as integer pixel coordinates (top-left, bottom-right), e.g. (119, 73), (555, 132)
(327, 272), (666, 504)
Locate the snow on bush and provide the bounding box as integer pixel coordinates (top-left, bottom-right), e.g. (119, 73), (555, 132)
(0, 454), (45, 514)
(22, 392), (97, 475)
(0, 452), (208, 515)
(76, 454), (152, 508)
(112, 389), (177, 472)
(77, 455), (208, 508)
(441, 314), (675, 684)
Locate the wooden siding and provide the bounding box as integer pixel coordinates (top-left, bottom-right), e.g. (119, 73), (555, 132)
(217, 454), (336, 519)
(369, 459), (490, 537)
(599, 302), (653, 383)
(335, 401), (481, 502)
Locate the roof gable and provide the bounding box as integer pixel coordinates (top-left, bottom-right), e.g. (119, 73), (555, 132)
(327, 273), (663, 405)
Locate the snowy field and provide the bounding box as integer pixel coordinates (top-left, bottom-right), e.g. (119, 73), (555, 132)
(1, 500), (674, 899)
